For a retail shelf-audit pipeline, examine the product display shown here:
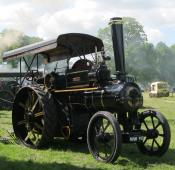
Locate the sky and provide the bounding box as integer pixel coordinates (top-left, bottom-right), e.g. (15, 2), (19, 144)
(0, 0), (175, 46)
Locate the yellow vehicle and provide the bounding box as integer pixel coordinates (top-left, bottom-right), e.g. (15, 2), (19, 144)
(149, 81), (169, 97)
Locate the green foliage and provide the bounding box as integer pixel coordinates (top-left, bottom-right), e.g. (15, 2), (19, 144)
(0, 93), (175, 170)
(98, 17), (148, 76)
(123, 17), (147, 47)
(97, 17), (175, 86)
(98, 17), (147, 49)
(125, 43), (158, 85)
(125, 41), (175, 86)
(0, 29), (42, 67)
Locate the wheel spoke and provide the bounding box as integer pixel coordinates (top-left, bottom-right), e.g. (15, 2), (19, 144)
(32, 91), (35, 104)
(35, 134), (41, 143)
(98, 119), (104, 132)
(151, 139), (155, 151)
(154, 139), (160, 148)
(31, 130), (37, 140)
(101, 119), (105, 132)
(95, 120), (102, 133)
(34, 112), (44, 118)
(26, 98), (30, 110)
(94, 126), (99, 134)
(31, 98), (39, 112)
(158, 134), (164, 137)
(41, 118), (44, 125)
(143, 137), (148, 145)
(25, 130), (40, 145)
(34, 123), (43, 131)
(17, 120), (26, 126)
(143, 120), (149, 130)
(19, 102), (26, 109)
(155, 122), (161, 129)
(27, 91), (33, 110)
(25, 132), (31, 142)
(151, 116), (155, 129)
(30, 130), (38, 145)
(33, 129), (42, 140)
(104, 121), (110, 132)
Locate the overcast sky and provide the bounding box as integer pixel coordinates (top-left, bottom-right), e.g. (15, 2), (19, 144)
(0, 0), (175, 46)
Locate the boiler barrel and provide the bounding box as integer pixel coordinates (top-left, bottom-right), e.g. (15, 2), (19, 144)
(68, 83), (143, 113)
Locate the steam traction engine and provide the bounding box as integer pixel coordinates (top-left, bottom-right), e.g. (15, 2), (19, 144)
(3, 17), (170, 163)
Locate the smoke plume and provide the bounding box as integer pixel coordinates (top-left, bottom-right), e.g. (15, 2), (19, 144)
(0, 30), (22, 51)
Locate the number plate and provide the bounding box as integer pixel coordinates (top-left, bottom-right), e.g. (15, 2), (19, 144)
(129, 136), (144, 142)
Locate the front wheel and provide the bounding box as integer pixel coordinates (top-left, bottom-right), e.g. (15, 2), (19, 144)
(137, 110), (171, 156)
(87, 111), (122, 163)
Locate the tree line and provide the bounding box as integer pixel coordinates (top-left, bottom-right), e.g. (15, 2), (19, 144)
(0, 29), (42, 67)
(98, 17), (175, 87)
(0, 18), (175, 87)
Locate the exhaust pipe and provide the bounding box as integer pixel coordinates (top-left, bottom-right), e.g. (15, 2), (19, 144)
(109, 17), (126, 81)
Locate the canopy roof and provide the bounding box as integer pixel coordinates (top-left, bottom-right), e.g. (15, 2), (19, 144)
(3, 33), (104, 62)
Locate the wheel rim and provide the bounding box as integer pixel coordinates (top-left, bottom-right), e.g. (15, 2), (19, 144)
(13, 87), (44, 148)
(88, 115), (116, 162)
(138, 110), (170, 155)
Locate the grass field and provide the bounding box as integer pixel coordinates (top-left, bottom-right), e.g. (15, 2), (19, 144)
(0, 93), (175, 170)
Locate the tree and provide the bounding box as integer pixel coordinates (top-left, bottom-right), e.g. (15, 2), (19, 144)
(97, 17), (175, 86)
(97, 17), (148, 76)
(155, 42), (175, 85)
(125, 42), (157, 85)
(123, 17), (147, 47)
(0, 29), (42, 68)
(97, 17), (147, 49)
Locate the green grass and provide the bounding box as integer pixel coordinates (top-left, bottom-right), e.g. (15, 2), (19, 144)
(0, 93), (175, 170)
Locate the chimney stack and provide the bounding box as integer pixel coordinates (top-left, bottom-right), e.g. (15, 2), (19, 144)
(109, 17), (126, 81)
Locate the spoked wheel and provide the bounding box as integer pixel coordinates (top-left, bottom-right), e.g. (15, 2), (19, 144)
(137, 110), (171, 156)
(87, 111), (122, 163)
(0, 90), (14, 110)
(12, 86), (53, 148)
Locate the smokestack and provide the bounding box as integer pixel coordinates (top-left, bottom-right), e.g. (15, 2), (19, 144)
(109, 17), (125, 81)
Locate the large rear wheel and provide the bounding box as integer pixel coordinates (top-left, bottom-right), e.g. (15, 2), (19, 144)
(87, 111), (122, 163)
(12, 86), (56, 148)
